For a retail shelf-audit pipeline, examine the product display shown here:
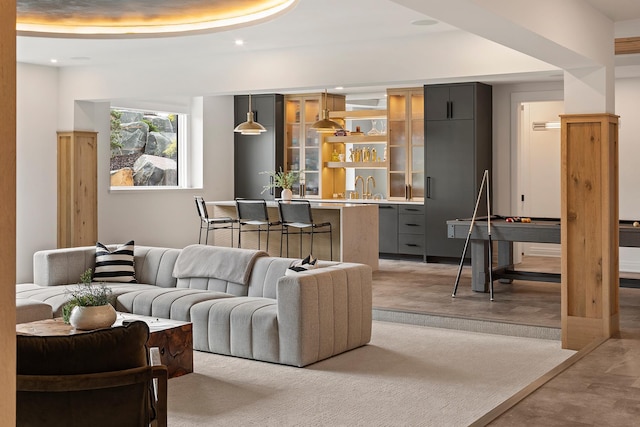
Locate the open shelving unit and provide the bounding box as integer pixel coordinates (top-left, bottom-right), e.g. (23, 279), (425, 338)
(321, 109), (388, 198)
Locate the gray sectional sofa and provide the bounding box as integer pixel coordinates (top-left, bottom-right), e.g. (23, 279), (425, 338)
(15, 244), (373, 367)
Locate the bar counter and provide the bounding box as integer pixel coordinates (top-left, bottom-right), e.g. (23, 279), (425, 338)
(207, 200), (379, 270)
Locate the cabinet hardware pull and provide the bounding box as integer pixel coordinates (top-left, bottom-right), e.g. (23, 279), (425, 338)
(449, 100), (453, 119)
(270, 176), (274, 196)
(379, 206), (394, 209)
(406, 243), (419, 247)
(406, 208), (419, 211)
(426, 177), (431, 198)
(406, 224), (420, 227)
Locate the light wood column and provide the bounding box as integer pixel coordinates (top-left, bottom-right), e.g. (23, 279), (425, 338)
(561, 113), (619, 350)
(57, 131), (98, 248)
(0, 0), (16, 423)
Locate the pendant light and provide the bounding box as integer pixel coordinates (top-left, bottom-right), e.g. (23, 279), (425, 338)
(310, 89), (343, 133)
(234, 94), (267, 135)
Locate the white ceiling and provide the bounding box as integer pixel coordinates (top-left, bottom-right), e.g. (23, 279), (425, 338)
(15, 0), (640, 96)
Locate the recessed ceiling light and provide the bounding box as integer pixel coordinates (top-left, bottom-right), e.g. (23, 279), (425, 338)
(411, 19), (438, 26)
(235, 39), (244, 46)
(50, 59), (58, 63)
(334, 86), (344, 90)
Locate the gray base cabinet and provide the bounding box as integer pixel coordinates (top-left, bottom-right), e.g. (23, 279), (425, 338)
(398, 205), (425, 256)
(424, 82), (492, 258)
(234, 94), (284, 200)
(378, 204), (426, 258)
(378, 204), (399, 254)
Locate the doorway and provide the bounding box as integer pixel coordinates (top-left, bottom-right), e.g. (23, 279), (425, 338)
(517, 100), (564, 257)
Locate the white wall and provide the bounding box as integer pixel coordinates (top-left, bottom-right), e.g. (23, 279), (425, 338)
(16, 63), (58, 282)
(617, 77), (640, 271)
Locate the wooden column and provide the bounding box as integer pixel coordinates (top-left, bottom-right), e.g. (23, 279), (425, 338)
(0, 0), (16, 423)
(57, 131), (98, 248)
(561, 113), (619, 350)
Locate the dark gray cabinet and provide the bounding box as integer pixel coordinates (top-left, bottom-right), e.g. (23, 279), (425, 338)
(424, 83), (492, 258)
(378, 203), (426, 258)
(234, 94), (284, 200)
(378, 204), (399, 254)
(398, 205), (425, 257)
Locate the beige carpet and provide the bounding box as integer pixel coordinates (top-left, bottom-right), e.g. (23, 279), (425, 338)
(168, 321), (575, 426)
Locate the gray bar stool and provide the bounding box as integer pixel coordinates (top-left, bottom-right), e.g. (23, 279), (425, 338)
(194, 196), (236, 246)
(278, 199), (333, 260)
(235, 198), (281, 252)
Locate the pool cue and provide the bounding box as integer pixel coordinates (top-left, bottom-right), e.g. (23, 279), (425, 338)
(487, 171), (494, 301)
(452, 170), (489, 297)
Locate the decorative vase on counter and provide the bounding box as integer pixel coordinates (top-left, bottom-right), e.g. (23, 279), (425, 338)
(69, 304), (117, 330)
(281, 188), (293, 201)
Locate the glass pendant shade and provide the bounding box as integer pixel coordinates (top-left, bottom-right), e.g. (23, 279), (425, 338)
(234, 94), (267, 135)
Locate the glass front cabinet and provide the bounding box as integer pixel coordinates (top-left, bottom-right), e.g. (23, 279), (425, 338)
(284, 93), (345, 198)
(386, 88), (424, 201)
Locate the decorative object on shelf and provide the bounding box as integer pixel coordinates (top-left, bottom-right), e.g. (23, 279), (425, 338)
(63, 268), (116, 330)
(363, 147), (371, 162)
(260, 168), (300, 201)
(310, 90), (343, 133)
(331, 149), (340, 161)
(367, 120), (381, 135)
(234, 94), (267, 135)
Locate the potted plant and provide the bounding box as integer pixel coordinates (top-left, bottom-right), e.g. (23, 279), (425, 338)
(62, 268), (117, 330)
(260, 168), (300, 201)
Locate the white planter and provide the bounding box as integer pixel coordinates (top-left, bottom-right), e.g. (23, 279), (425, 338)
(281, 188), (293, 201)
(69, 304), (117, 330)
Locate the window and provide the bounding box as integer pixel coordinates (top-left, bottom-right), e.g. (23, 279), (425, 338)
(109, 107), (186, 187)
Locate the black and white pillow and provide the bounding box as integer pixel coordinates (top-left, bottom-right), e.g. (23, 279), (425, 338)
(94, 240), (136, 283)
(286, 254), (318, 275)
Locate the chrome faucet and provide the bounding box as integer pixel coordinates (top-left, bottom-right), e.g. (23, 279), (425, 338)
(365, 176), (376, 199)
(354, 175), (365, 199)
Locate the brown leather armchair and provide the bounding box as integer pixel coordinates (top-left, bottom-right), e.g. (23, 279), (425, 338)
(16, 321), (168, 427)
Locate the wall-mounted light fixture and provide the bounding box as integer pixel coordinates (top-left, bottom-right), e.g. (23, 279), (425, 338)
(234, 94), (267, 135)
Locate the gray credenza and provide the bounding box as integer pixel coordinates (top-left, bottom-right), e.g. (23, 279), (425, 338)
(424, 82), (492, 259)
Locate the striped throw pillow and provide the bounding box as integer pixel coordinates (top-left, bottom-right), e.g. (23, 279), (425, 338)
(94, 241), (136, 283)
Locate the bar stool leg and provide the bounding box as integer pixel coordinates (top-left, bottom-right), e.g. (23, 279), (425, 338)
(299, 229), (303, 258)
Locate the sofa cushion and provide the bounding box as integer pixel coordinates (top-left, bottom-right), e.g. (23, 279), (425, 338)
(16, 283), (160, 317)
(190, 297), (279, 362)
(94, 241), (136, 283)
(16, 298), (53, 324)
(116, 288), (234, 321)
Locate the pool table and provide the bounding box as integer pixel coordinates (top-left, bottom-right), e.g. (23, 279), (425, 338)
(446, 216), (640, 292)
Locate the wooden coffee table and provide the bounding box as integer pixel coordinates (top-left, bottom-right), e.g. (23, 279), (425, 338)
(16, 313), (193, 379)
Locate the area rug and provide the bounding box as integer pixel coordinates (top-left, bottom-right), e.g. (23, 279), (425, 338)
(168, 321), (575, 426)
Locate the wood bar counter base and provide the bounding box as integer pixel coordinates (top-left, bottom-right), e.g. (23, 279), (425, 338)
(210, 200), (379, 270)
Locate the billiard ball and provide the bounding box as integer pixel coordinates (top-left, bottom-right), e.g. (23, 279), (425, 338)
(633, 221), (640, 228)
(522, 217), (531, 223)
(506, 217), (514, 223)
